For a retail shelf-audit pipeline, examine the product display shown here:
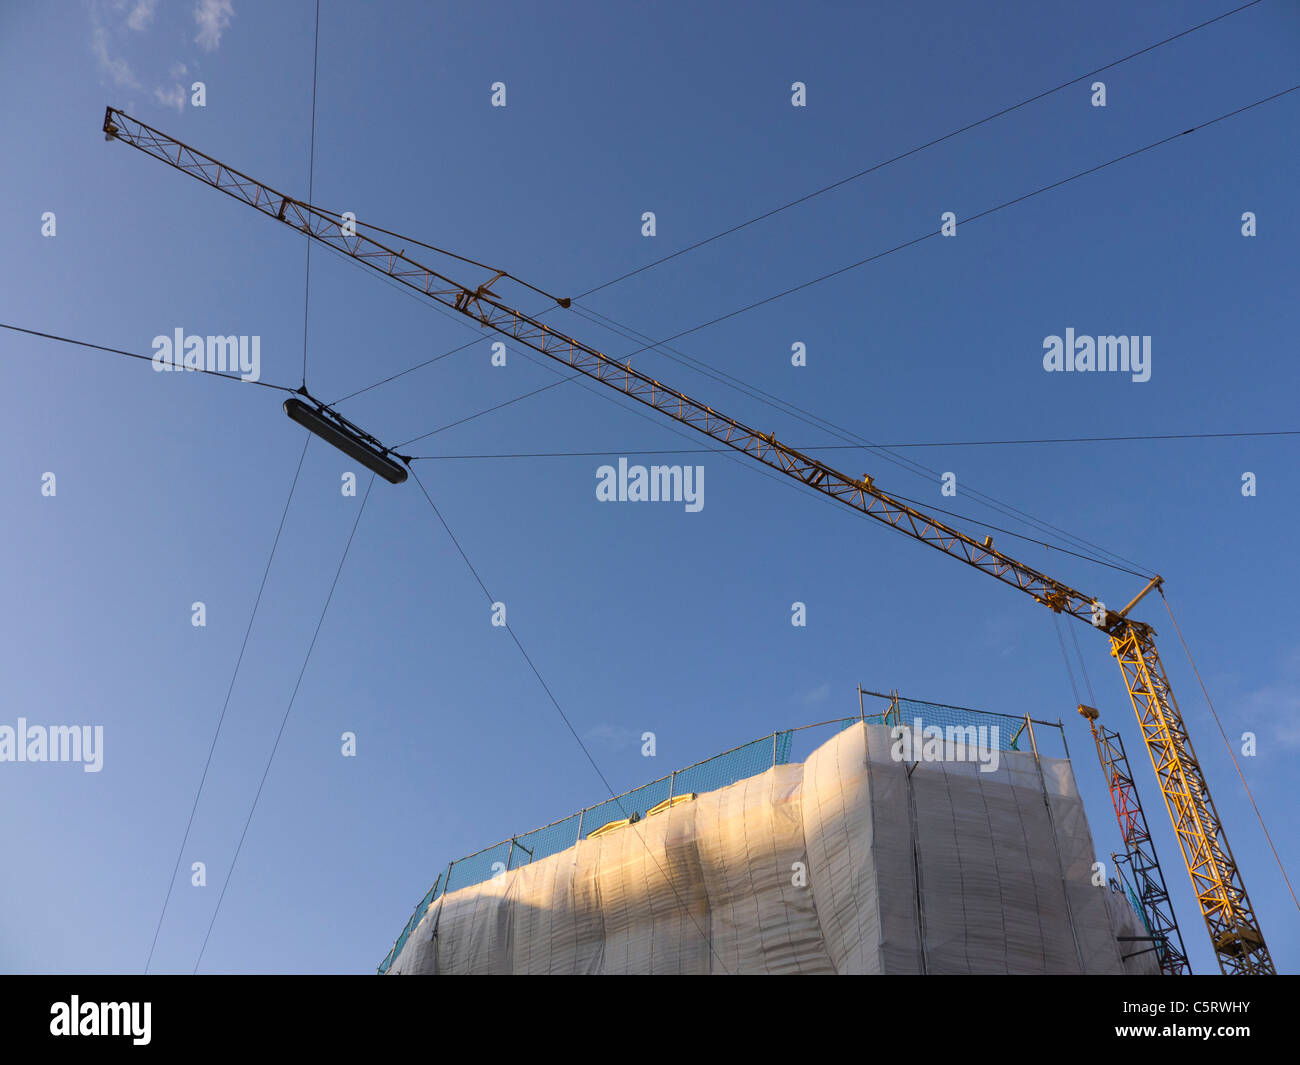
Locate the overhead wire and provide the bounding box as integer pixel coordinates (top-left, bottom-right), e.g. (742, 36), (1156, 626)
(290, 75), (1293, 582)
(564, 303), (1153, 575)
(406, 466), (733, 973)
(0, 322), (296, 392)
(301, 0), (322, 391)
(388, 296), (1152, 575)
(1158, 589), (1300, 916)
(1069, 622), (1098, 708)
(1053, 614), (1082, 709)
(406, 428), (1300, 458)
(391, 331), (1149, 575)
(378, 86), (1300, 578)
(362, 291), (1151, 579)
(881, 490), (1150, 580)
(72, 0), (1288, 965)
(325, 0), (1268, 403)
(20, 313), (1094, 589)
(571, 0), (1268, 301)
(194, 471), (378, 973)
(593, 85), (1300, 359)
(20, 98), (1281, 589)
(191, 5), (336, 970)
(383, 314), (1155, 580)
(400, 369), (1151, 581)
(144, 434), (312, 973)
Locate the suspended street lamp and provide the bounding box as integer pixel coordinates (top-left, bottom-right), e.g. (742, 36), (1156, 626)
(283, 393), (410, 485)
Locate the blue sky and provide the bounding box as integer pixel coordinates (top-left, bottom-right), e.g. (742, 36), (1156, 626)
(0, 0), (1296, 975)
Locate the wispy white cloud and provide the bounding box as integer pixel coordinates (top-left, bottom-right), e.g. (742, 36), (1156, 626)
(1239, 681), (1300, 749)
(91, 24), (140, 89)
(193, 0), (234, 51)
(800, 682), (831, 707)
(583, 723), (641, 752)
(126, 0), (159, 31)
(89, 0), (222, 111)
(1223, 643), (1300, 750)
(154, 83), (186, 113)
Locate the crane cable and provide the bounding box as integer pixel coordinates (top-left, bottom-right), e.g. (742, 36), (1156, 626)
(574, 0), (1269, 300)
(300, 0), (322, 391)
(388, 343), (1151, 576)
(327, 0), (1268, 405)
(406, 429), (1300, 458)
(0, 326), (1161, 579)
(191, 1), (331, 972)
(195, 472), (377, 972)
(406, 465), (733, 974)
(144, 434), (312, 972)
(1053, 613), (1082, 706)
(394, 366), (1152, 579)
(592, 85), (1300, 366)
(0, 322), (296, 392)
(11, 315), (1138, 581)
(566, 302), (1153, 576)
(374, 85), (1300, 577)
(1069, 622), (1098, 708)
(1158, 589), (1300, 915)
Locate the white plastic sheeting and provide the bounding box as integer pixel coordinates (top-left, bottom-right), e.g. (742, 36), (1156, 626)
(387, 722), (1150, 974)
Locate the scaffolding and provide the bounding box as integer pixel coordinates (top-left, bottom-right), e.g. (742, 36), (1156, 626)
(379, 691), (1104, 974)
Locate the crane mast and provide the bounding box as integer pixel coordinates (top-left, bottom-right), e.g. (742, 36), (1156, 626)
(1078, 703), (1191, 975)
(101, 106), (1274, 974)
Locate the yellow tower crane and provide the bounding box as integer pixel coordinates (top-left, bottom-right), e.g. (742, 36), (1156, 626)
(101, 106), (1274, 974)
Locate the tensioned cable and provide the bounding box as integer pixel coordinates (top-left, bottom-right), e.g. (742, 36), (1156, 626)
(1054, 614), (1082, 705)
(1069, 622), (1098, 708)
(572, 1), (1268, 300)
(194, 472), (377, 972)
(1158, 588), (1300, 915)
(407, 428), (1300, 458)
(327, 0), (1267, 404)
(588, 87), (1300, 358)
(0, 315), (1248, 578)
(382, 313), (1154, 579)
(394, 378), (567, 449)
(314, 90), (1291, 576)
(8, 334), (732, 967)
(144, 434), (312, 973)
(0, 322), (296, 392)
(380, 328), (1145, 577)
(331, 330), (482, 405)
(566, 302), (1151, 575)
(864, 485), (1151, 578)
(405, 381), (1150, 581)
(383, 88), (1299, 573)
(894, 495), (1148, 576)
(301, 0), (322, 390)
(407, 466), (732, 973)
(393, 341), (897, 565)
(391, 341), (1151, 579)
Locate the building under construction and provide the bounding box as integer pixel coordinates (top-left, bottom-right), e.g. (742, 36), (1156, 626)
(381, 698), (1160, 975)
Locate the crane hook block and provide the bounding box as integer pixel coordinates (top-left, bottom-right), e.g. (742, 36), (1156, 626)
(283, 397), (408, 485)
